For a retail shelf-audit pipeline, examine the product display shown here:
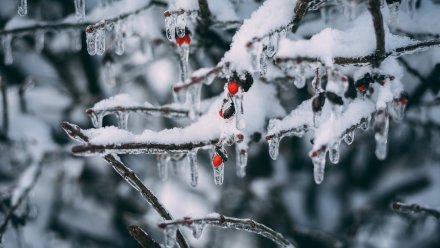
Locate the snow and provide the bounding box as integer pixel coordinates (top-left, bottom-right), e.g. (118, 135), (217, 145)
(92, 93), (139, 110)
(168, 0), (199, 11)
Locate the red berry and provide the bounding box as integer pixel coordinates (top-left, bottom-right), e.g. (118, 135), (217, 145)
(176, 35), (191, 46)
(399, 96), (408, 105)
(219, 110), (223, 117)
(357, 84), (367, 92)
(212, 154), (223, 168)
(228, 81), (239, 95)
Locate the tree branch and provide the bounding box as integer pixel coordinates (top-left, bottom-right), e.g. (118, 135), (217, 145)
(0, 77), (8, 141)
(60, 121), (189, 248)
(392, 202), (440, 219)
(368, 0), (385, 67)
(128, 225), (161, 248)
(158, 214), (296, 247)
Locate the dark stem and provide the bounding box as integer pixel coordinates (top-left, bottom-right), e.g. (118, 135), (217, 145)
(128, 225), (161, 248)
(0, 77), (8, 141)
(368, 0), (386, 67)
(392, 202), (440, 219)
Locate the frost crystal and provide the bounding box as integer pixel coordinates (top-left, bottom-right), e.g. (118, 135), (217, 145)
(114, 21), (125, 55)
(213, 163), (224, 186)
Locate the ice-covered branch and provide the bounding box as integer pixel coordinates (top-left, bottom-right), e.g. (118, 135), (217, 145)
(173, 65), (223, 93)
(60, 121), (190, 248)
(86, 105), (193, 120)
(157, 214), (296, 248)
(367, 0), (385, 67)
(392, 202), (440, 219)
(128, 225), (161, 248)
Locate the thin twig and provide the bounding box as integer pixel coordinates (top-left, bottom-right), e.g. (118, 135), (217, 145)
(392, 202), (440, 219)
(128, 225), (161, 248)
(158, 214), (296, 247)
(60, 122), (190, 248)
(368, 0), (385, 67)
(0, 77), (8, 141)
(0, 1), (166, 36)
(173, 65), (223, 93)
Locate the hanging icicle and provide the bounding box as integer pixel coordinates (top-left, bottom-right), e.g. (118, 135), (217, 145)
(191, 223), (205, 239)
(311, 149), (326, 184)
(114, 21), (125, 55)
(86, 26), (97, 56)
(235, 143), (248, 178)
(74, 0), (86, 23)
(17, 0), (27, 16)
(96, 22), (106, 56)
(374, 109), (389, 160)
(328, 141), (340, 164)
(115, 111), (129, 130)
(2, 35), (13, 65)
(157, 154), (170, 181)
(176, 13), (186, 38)
(163, 225), (177, 248)
(165, 12), (177, 41)
(188, 150), (198, 187)
(71, 30), (82, 52)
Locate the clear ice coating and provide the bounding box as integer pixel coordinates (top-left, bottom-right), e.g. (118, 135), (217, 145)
(96, 24), (106, 56)
(86, 29), (97, 56)
(188, 150), (198, 187)
(17, 0), (27, 16)
(74, 0), (86, 23)
(115, 111), (129, 130)
(328, 141), (340, 164)
(312, 150), (326, 184)
(343, 130), (355, 145)
(71, 30), (82, 52)
(2, 35), (13, 65)
(178, 44), (190, 82)
(236, 145), (248, 178)
(90, 111), (104, 128)
(34, 30), (45, 53)
(176, 14), (186, 38)
(114, 21), (125, 55)
(165, 13), (177, 41)
(157, 154), (170, 181)
(164, 226), (177, 248)
(233, 91), (246, 130)
(213, 163), (224, 186)
(192, 223), (205, 239)
(374, 111), (389, 160)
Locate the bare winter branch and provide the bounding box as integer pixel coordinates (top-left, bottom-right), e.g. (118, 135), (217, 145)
(158, 214), (296, 247)
(392, 202), (440, 219)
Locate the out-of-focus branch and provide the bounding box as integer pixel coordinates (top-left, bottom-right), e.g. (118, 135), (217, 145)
(173, 65), (223, 93)
(0, 77), (8, 141)
(368, 0), (385, 67)
(158, 214), (296, 247)
(198, 0), (212, 29)
(60, 121), (189, 248)
(86, 105), (192, 119)
(392, 202), (440, 219)
(0, 1), (166, 36)
(128, 225), (161, 248)
(18, 78), (34, 114)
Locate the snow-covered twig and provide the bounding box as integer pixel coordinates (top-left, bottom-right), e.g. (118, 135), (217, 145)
(0, 77), (8, 141)
(128, 225), (161, 248)
(367, 0), (385, 67)
(173, 65), (223, 93)
(0, 0), (166, 36)
(158, 214), (296, 248)
(392, 202), (440, 219)
(61, 121), (190, 248)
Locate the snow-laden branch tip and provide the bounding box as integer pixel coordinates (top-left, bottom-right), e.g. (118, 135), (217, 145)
(157, 213), (296, 248)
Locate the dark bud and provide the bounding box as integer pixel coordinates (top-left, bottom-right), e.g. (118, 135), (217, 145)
(240, 72), (254, 92)
(326, 92), (344, 105)
(312, 92), (326, 112)
(344, 77), (357, 99)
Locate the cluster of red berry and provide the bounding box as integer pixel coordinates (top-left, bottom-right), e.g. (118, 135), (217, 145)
(175, 28), (191, 46)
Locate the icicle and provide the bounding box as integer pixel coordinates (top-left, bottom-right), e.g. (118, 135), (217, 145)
(178, 44), (190, 82)
(114, 21), (125, 55)
(71, 30), (82, 52)
(74, 0), (85, 23)
(116, 111), (129, 130)
(103, 60), (116, 87)
(86, 28), (97, 56)
(164, 226), (177, 248)
(192, 223), (205, 240)
(157, 154), (169, 181)
(165, 13), (177, 41)
(34, 30), (45, 53)
(388, 2), (400, 29)
(186, 84), (201, 120)
(312, 150), (326, 184)
(343, 130), (355, 145)
(17, 0), (27, 16)
(96, 23), (106, 56)
(90, 111), (104, 128)
(188, 150), (198, 187)
(268, 135), (280, 160)
(2, 35), (13, 65)
(176, 14), (186, 38)
(374, 110), (389, 160)
(236, 145), (248, 178)
(213, 163), (224, 186)
(233, 91), (245, 130)
(328, 141), (340, 164)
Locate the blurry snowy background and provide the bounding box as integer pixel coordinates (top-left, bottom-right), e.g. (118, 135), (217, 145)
(0, 0), (440, 247)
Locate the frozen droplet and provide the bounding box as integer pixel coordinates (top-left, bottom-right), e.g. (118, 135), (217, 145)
(188, 150), (198, 187)
(116, 112), (129, 130)
(328, 141), (340, 164)
(343, 130), (355, 145)
(96, 24), (106, 56)
(236, 147), (248, 178)
(186, 84), (201, 120)
(176, 14), (186, 38)
(17, 0), (27, 16)
(165, 14), (177, 41)
(268, 135), (280, 160)
(192, 223), (205, 240)
(388, 2), (400, 29)
(114, 22), (125, 55)
(312, 150), (326, 184)
(157, 154), (170, 181)
(213, 163), (224, 186)
(90, 111), (104, 128)
(164, 226), (177, 248)
(34, 30), (45, 53)
(233, 91), (245, 130)
(74, 0), (85, 23)
(178, 44), (190, 82)
(2, 35), (13, 65)
(71, 30), (82, 52)
(86, 29), (97, 56)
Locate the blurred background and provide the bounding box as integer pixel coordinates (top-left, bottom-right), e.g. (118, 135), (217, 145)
(0, 0), (440, 247)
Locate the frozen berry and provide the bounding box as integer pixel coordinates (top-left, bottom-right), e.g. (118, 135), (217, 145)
(219, 110), (223, 117)
(212, 154), (223, 167)
(228, 81), (239, 95)
(356, 84), (368, 92)
(176, 35), (191, 46)
(399, 92), (408, 105)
